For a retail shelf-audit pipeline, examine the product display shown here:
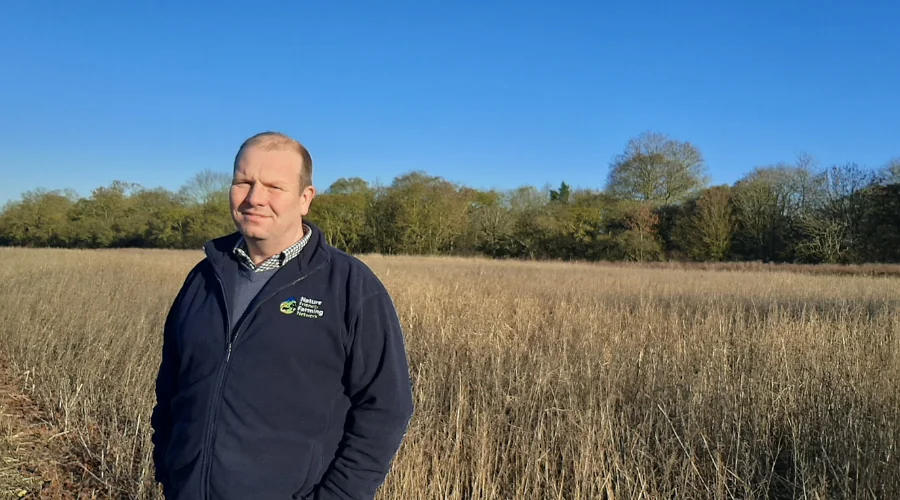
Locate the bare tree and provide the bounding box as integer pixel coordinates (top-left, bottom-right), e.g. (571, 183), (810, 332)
(505, 186), (547, 212)
(617, 201), (662, 262)
(606, 132), (709, 204)
(179, 169), (232, 206)
(799, 162), (878, 262)
(879, 157), (900, 185)
(326, 177), (371, 195)
(796, 213), (851, 263)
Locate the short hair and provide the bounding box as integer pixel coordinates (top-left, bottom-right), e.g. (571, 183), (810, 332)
(234, 131), (313, 188)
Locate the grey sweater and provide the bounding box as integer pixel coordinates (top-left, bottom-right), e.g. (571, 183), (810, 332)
(230, 265), (279, 329)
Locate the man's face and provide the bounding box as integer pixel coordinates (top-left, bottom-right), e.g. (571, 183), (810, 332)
(230, 146), (315, 246)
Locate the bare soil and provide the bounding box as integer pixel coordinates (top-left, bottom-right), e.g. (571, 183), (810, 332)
(0, 366), (102, 499)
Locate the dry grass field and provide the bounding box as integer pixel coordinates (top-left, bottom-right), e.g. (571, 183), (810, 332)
(0, 247), (898, 499)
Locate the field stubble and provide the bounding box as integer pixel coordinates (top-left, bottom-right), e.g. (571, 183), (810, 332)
(0, 248), (897, 499)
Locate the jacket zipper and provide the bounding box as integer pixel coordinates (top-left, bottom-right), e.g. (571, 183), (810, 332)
(200, 257), (328, 499)
(199, 262), (232, 500)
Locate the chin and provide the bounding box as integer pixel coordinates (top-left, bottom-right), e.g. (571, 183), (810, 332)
(237, 224), (267, 240)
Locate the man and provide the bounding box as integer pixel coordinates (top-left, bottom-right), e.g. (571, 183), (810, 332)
(150, 132), (414, 500)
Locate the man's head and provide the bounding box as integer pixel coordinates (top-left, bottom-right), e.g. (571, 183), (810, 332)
(230, 132), (316, 253)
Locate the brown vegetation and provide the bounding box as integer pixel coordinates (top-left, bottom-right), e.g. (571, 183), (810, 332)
(0, 247), (898, 499)
(586, 259), (900, 278)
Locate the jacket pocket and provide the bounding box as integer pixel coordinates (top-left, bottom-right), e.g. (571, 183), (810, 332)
(210, 430), (315, 497)
(166, 449), (201, 494)
(163, 422), (202, 483)
(292, 440), (322, 499)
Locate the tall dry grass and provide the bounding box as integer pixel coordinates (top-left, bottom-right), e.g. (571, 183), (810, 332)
(0, 247), (898, 499)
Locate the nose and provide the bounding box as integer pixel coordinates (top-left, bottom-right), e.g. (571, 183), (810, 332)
(245, 182), (266, 206)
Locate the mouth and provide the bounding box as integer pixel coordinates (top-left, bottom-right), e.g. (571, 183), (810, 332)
(242, 213), (269, 222)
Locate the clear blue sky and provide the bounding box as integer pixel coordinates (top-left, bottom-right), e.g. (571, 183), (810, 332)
(2, 1), (898, 205)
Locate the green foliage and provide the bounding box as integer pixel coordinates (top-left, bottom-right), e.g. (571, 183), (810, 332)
(1, 180), (233, 250)
(549, 181), (571, 204)
(0, 189), (77, 247)
(730, 167), (795, 262)
(855, 183), (900, 263)
(305, 178), (375, 253)
(367, 172), (474, 255)
(1, 136), (898, 265)
(674, 186), (735, 261)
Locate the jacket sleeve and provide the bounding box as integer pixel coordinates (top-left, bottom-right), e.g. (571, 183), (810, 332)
(314, 291), (415, 500)
(150, 269), (193, 491)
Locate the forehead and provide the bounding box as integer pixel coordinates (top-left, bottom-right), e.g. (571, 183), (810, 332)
(235, 146), (303, 178)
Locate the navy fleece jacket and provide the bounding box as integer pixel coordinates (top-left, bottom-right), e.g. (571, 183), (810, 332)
(150, 223), (414, 500)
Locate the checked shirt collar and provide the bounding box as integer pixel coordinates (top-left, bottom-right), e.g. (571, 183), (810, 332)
(233, 224), (312, 272)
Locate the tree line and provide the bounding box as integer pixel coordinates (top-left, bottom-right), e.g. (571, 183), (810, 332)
(2, 132), (898, 264)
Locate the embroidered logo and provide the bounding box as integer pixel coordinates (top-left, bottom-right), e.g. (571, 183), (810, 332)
(279, 296), (324, 318)
(280, 297), (298, 315)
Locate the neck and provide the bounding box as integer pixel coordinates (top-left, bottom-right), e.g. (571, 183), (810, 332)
(244, 225), (307, 264)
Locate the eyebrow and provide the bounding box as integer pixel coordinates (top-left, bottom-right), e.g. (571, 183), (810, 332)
(231, 176), (288, 189)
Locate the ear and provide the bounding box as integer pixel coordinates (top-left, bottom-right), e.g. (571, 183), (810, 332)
(299, 185), (317, 216)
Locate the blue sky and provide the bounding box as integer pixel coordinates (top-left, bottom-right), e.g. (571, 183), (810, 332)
(1, 1), (898, 204)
